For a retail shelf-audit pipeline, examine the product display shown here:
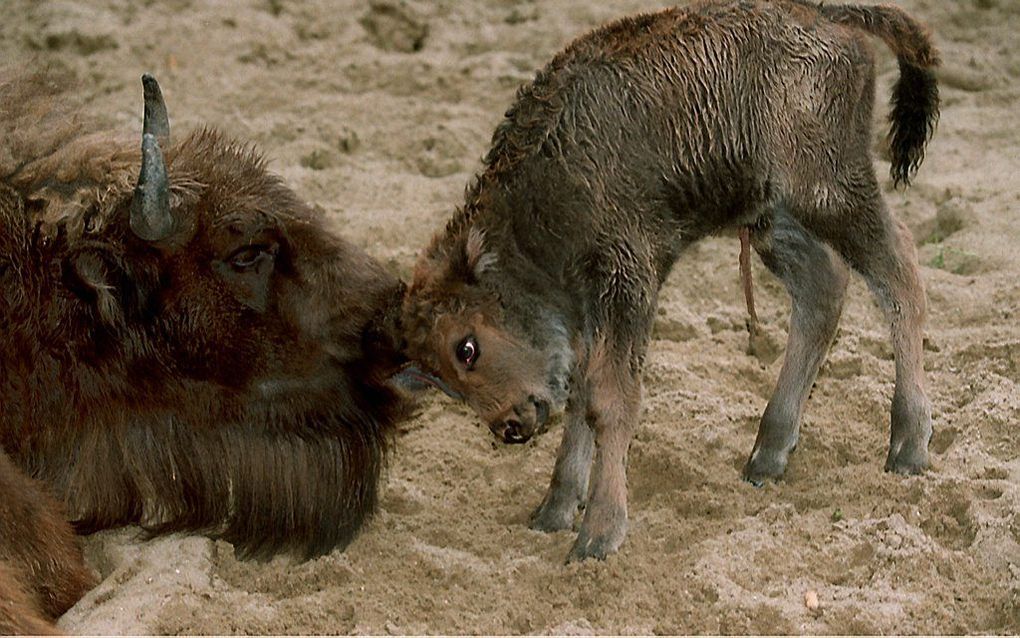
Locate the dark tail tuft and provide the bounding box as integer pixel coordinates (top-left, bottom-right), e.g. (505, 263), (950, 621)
(818, 3), (941, 186)
(888, 60), (939, 187)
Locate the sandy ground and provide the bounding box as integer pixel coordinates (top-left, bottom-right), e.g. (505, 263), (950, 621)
(2, 0), (1019, 634)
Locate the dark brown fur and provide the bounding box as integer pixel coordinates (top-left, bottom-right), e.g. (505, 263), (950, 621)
(1, 70), (408, 630)
(402, 0), (939, 561)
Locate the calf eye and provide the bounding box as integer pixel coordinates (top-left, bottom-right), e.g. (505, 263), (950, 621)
(455, 336), (479, 369)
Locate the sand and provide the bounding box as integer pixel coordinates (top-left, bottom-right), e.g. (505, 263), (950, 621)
(1, 0), (1018, 633)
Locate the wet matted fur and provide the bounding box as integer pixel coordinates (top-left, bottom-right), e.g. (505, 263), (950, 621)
(402, 0), (939, 562)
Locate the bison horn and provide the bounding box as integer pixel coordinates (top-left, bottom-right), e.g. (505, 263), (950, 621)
(141, 73), (170, 142)
(130, 75), (172, 242)
(130, 134), (172, 241)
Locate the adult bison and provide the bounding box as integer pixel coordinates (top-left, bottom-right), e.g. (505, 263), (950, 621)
(0, 71), (407, 632)
(402, 0), (939, 561)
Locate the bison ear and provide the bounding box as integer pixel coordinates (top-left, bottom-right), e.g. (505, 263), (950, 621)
(62, 250), (125, 327)
(463, 227), (496, 281)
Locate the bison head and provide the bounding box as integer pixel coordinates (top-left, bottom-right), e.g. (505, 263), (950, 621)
(2, 73), (407, 558)
(55, 75), (404, 400)
(401, 224), (574, 444)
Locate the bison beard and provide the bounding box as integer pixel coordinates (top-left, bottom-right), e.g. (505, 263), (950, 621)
(0, 70), (408, 632)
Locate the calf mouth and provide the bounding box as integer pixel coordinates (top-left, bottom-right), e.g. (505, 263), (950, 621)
(488, 396), (550, 444)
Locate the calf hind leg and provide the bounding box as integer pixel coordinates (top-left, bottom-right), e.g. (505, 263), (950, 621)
(0, 562), (59, 635)
(0, 451), (95, 628)
(744, 209), (850, 485)
(820, 184), (932, 474)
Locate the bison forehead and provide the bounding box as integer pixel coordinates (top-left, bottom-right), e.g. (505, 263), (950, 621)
(400, 297), (446, 353)
(399, 292), (475, 364)
(14, 132), (292, 253)
(164, 130), (297, 213)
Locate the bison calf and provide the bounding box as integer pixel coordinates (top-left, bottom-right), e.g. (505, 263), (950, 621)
(402, 0), (939, 561)
(0, 71), (408, 631)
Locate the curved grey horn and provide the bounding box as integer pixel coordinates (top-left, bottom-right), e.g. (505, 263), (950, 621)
(141, 73), (170, 141)
(130, 133), (172, 241)
(130, 74), (173, 242)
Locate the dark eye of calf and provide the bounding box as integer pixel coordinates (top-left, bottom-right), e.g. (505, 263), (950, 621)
(214, 242), (279, 312)
(456, 335), (479, 369)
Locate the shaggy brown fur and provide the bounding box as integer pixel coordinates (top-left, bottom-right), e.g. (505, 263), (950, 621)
(0, 451), (94, 635)
(1, 70), (408, 631)
(402, 0), (939, 562)
(0, 565), (60, 636)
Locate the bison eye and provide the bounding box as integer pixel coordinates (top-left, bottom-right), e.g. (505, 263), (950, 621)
(229, 244), (274, 271)
(455, 336), (479, 369)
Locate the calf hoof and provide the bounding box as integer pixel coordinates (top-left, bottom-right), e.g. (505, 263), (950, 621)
(529, 498), (579, 533)
(566, 530), (624, 563)
(742, 448), (789, 487)
(884, 441), (929, 475)
(888, 394), (931, 475)
(565, 511), (627, 563)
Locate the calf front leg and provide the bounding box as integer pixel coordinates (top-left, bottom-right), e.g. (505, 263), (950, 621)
(530, 389), (594, 532)
(566, 345), (641, 562)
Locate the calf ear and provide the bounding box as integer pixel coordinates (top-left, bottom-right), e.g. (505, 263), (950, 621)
(464, 227), (496, 281)
(62, 249), (126, 327)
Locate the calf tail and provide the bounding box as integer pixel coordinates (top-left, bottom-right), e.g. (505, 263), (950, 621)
(819, 3), (941, 186)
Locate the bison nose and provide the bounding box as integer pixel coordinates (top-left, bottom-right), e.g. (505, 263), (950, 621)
(489, 419), (531, 444)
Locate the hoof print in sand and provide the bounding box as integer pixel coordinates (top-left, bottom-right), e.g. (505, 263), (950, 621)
(361, 0), (429, 53)
(920, 484), (978, 551)
(416, 128), (466, 178)
(919, 198), (988, 275)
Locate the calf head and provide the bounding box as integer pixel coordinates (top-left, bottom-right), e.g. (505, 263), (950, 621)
(402, 225), (573, 443)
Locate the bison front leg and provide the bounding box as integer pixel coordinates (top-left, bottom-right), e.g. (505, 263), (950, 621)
(566, 346), (641, 562)
(530, 389), (594, 532)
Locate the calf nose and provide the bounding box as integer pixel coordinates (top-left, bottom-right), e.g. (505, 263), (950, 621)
(489, 419), (531, 444)
(533, 398), (550, 428)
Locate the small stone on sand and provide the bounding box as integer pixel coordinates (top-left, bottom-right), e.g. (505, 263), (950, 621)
(804, 590), (820, 610)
